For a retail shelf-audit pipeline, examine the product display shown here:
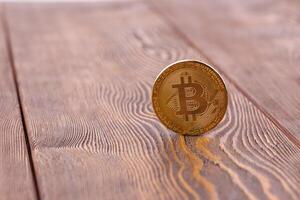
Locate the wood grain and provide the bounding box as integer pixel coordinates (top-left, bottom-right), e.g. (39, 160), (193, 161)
(0, 4), (37, 200)
(149, 0), (300, 141)
(5, 2), (300, 200)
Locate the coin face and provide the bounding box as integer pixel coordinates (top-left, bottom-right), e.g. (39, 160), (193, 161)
(152, 60), (228, 136)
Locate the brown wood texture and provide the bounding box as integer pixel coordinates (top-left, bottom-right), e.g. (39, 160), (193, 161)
(5, 2), (300, 200)
(150, 0), (300, 141)
(0, 5), (37, 200)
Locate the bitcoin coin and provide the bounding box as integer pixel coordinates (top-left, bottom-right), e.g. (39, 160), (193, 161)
(152, 60), (228, 136)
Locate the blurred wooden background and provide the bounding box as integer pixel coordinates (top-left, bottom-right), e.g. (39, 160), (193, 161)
(0, 0), (299, 199)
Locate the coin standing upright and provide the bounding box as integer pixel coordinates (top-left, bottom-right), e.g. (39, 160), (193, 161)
(152, 60), (228, 136)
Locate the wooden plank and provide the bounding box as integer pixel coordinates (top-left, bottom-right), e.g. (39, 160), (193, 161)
(150, 0), (300, 141)
(6, 2), (300, 199)
(0, 4), (37, 200)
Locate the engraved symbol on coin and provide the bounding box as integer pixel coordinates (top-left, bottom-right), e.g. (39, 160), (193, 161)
(172, 75), (208, 121)
(152, 60), (228, 135)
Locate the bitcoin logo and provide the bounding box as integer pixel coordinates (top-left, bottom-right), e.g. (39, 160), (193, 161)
(172, 76), (208, 121)
(152, 60), (228, 136)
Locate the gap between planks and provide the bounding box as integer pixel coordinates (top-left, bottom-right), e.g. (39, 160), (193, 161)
(1, 3), (41, 200)
(146, 0), (300, 149)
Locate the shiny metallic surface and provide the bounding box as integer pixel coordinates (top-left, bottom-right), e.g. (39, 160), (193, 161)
(152, 60), (228, 135)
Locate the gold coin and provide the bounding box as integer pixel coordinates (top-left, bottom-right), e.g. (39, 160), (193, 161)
(152, 60), (228, 136)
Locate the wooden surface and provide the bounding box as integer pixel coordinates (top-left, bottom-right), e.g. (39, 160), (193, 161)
(151, 0), (300, 141)
(0, 5), (37, 200)
(0, 1), (299, 200)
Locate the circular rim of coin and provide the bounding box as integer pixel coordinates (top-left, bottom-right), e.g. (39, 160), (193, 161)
(152, 60), (228, 136)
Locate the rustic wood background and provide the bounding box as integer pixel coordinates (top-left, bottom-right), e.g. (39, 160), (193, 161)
(0, 1), (299, 200)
